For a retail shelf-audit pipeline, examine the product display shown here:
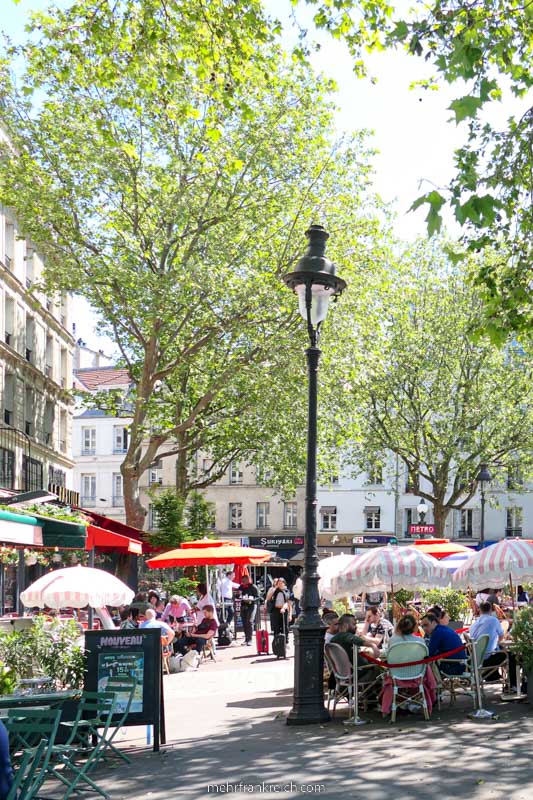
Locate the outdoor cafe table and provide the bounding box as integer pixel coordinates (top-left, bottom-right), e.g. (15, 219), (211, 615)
(0, 689), (80, 714)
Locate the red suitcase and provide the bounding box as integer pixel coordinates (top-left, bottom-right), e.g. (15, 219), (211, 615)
(256, 628), (269, 655)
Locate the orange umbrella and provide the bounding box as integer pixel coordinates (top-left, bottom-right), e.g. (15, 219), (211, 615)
(412, 539), (476, 560)
(180, 539), (237, 549)
(146, 544), (271, 569)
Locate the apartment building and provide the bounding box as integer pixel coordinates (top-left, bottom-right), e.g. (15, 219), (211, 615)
(0, 204), (75, 494)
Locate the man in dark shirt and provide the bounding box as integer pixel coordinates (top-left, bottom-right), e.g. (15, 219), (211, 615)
(238, 576), (259, 646)
(330, 614), (380, 666)
(175, 606), (218, 654)
(421, 613), (467, 676)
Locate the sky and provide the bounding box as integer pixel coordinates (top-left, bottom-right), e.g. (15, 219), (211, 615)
(1, 0), (526, 355)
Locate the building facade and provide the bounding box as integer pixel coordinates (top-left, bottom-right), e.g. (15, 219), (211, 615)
(0, 204), (75, 494)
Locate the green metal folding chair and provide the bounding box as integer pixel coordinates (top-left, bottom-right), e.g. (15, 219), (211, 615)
(6, 708), (63, 799)
(101, 677), (137, 765)
(6, 739), (47, 800)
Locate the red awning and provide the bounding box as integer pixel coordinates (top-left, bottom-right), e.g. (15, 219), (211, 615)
(86, 525), (143, 555)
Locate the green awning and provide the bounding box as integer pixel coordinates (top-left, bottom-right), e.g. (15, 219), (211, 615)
(38, 518), (87, 549)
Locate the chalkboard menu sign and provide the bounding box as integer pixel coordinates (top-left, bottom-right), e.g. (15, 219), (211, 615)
(84, 628), (165, 751)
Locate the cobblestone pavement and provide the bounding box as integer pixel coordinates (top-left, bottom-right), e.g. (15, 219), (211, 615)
(42, 638), (533, 800)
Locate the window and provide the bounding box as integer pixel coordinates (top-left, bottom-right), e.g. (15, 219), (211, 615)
(43, 401), (54, 446)
(367, 465), (383, 485)
(329, 475), (340, 485)
(229, 462), (243, 485)
(0, 448), (15, 489)
(365, 507), (381, 530)
(148, 504), (160, 531)
(112, 473), (124, 506)
(149, 459), (163, 486)
(59, 410), (67, 452)
(45, 336), (54, 379)
(113, 425), (128, 454)
(320, 506), (337, 530)
(60, 347), (68, 388)
(506, 507), (523, 536)
(201, 458), (213, 475)
(48, 466), (66, 487)
(4, 296), (14, 346)
(4, 222), (14, 269)
(460, 509), (473, 538)
(82, 427), (96, 455)
(22, 456), (43, 492)
(24, 388), (34, 437)
(284, 502), (297, 529)
(256, 502), (270, 529)
(3, 372), (14, 426)
(81, 474), (96, 506)
(404, 508), (413, 536)
(229, 503), (242, 529)
(25, 316), (35, 363)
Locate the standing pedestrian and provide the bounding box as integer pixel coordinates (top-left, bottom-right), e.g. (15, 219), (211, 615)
(217, 571), (239, 625)
(238, 575), (259, 646)
(266, 578), (291, 642)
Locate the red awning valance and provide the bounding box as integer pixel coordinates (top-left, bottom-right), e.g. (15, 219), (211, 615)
(86, 525), (143, 555)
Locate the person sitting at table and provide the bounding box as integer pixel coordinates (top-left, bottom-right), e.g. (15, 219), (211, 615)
(140, 608), (175, 645)
(119, 607), (137, 629)
(322, 611), (339, 644)
(162, 594), (192, 624)
(385, 613), (421, 651)
(469, 601), (506, 680)
(174, 605), (218, 655)
(195, 583), (219, 625)
(362, 606), (394, 645)
(420, 613), (466, 676)
(330, 614), (380, 664)
(426, 605), (450, 627)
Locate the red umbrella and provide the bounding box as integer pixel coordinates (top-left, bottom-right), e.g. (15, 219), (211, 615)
(233, 564), (250, 583)
(146, 544), (271, 569)
(412, 539), (475, 560)
(180, 539), (237, 549)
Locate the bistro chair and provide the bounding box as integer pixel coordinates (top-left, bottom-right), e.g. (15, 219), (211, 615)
(324, 643), (353, 717)
(386, 640), (430, 722)
(201, 637), (217, 662)
(435, 634), (489, 707)
(99, 677), (137, 765)
(6, 739), (47, 800)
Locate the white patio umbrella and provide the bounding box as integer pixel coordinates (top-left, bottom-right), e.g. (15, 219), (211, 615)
(20, 565), (134, 610)
(452, 539), (533, 592)
(332, 545), (450, 597)
(318, 553), (356, 600)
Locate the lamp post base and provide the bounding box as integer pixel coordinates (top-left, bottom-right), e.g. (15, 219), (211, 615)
(286, 620), (331, 726)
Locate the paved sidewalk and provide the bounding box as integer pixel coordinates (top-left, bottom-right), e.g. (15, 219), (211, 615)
(43, 639), (533, 800)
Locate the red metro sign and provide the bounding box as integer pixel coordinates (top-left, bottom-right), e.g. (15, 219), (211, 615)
(408, 524), (436, 537)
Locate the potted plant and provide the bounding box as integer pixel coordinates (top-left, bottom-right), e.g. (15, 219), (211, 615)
(420, 588), (469, 629)
(510, 606), (533, 703)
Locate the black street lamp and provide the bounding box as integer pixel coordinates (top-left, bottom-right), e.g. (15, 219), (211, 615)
(283, 224), (346, 726)
(417, 499), (428, 524)
(476, 464), (492, 547)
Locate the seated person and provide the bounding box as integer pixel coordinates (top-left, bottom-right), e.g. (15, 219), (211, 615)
(362, 606), (394, 644)
(517, 585), (529, 607)
(119, 607), (137, 629)
(420, 613), (466, 676)
(174, 605), (218, 655)
(140, 608), (175, 645)
(470, 601), (519, 688)
(384, 613), (421, 652)
(330, 614), (380, 665)
(162, 594), (192, 624)
(322, 611), (339, 644)
(426, 605), (450, 627)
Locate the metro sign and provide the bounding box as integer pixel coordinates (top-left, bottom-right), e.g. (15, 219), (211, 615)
(409, 524), (436, 537)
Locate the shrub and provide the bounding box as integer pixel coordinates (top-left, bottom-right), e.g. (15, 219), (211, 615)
(511, 606), (533, 673)
(420, 588), (469, 622)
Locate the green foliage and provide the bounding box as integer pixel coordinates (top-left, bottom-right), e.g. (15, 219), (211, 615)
(0, 504), (87, 525)
(333, 241), (533, 534)
(0, 547), (19, 566)
(0, 617), (85, 690)
(394, 589), (415, 607)
(304, 0), (533, 336)
(420, 588), (469, 623)
(185, 491), (215, 539)
(163, 577), (198, 599)
(147, 490), (186, 551)
(510, 606), (533, 673)
(0, 0), (384, 525)
(0, 663), (16, 697)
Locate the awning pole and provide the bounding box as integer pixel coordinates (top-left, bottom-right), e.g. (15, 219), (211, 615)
(88, 548), (95, 629)
(16, 549), (25, 615)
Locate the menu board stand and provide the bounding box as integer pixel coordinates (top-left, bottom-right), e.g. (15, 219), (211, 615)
(84, 628), (165, 752)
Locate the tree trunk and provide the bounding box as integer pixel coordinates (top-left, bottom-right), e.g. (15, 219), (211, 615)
(175, 431), (189, 500)
(432, 503), (450, 537)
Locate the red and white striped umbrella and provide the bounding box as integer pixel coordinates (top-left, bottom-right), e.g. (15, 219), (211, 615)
(20, 566), (134, 609)
(452, 539), (533, 591)
(332, 545), (450, 596)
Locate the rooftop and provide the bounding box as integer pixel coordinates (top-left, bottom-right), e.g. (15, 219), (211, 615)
(74, 366), (130, 391)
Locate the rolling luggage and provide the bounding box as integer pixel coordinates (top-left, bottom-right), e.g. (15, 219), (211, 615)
(255, 600), (269, 655)
(272, 613), (287, 660)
